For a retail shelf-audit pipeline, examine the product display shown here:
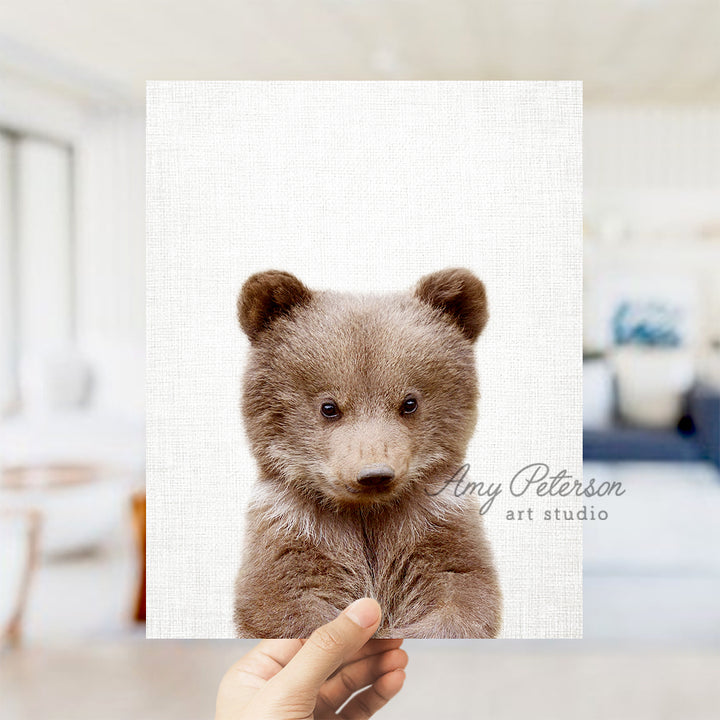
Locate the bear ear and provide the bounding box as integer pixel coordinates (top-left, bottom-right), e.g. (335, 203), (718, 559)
(414, 268), (488, 342)
(238, 271), (313, 342)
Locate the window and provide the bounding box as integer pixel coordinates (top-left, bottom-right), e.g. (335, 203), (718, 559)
(0, 129), (74, 415)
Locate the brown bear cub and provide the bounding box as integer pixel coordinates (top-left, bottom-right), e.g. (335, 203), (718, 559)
(234, 268), (502, 638)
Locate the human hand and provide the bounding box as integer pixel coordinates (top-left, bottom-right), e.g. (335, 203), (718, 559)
(215, 598), (407, 719)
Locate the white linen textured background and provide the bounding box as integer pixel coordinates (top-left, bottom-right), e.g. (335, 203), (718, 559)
(146, 81), (583, 639)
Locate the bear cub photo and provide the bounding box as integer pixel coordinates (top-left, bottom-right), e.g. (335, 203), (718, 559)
(234, 268), (502, 639)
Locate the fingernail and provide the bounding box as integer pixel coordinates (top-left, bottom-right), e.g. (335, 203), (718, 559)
(344, 598), (380, 628)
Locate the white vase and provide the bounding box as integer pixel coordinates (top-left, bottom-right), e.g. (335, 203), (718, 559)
(613, 346), (694, 428)
(583, 359), (614, 429)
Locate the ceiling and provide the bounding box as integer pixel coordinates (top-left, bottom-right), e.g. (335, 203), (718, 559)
(0, 0), (719, 105)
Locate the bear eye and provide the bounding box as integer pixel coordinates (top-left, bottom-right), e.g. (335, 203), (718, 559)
(320, 401), (341, 419)
(400, 396), (418, 415)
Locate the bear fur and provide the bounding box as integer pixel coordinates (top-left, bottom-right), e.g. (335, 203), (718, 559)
(233, 268), (502, 638)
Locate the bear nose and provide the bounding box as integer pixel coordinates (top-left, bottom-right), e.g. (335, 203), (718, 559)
(356, 464), (395, 487)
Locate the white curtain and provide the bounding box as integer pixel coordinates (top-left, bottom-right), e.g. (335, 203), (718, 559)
(16, 137), (73, 360)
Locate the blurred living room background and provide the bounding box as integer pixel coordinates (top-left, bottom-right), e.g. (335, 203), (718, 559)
(1, 1), (719, 718)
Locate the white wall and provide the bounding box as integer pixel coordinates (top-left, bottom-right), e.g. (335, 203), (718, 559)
(75, 111), (145, 416)
(585, 105), (720, 233)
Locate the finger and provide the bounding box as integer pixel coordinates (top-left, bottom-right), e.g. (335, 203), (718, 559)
(225, 639), (304, 688)
(338, 669), (406, 719)
(216, 639), (304, 717)
(269, 598), (381, 700)
(315, 648), (408, 716)
(328, 638), (404, 677)
(299, 638), (405, 677)
(250, 639), (305, 671)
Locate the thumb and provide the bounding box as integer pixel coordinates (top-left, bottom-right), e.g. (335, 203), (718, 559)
(269, 598), (381, 701)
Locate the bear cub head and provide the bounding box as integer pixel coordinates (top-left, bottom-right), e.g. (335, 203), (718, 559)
(238, 268), (488, 511)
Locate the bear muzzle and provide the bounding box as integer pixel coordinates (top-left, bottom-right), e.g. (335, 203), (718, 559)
(327, 420), (412, 501)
